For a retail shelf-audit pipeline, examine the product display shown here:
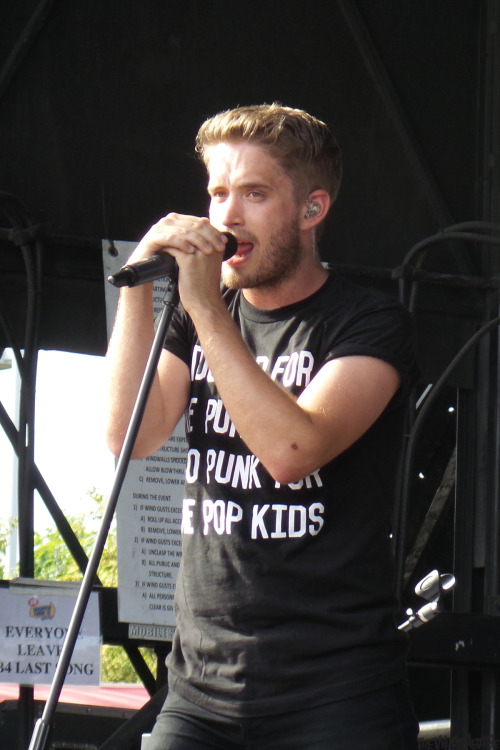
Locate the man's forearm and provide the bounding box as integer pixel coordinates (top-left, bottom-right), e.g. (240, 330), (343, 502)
(188, 300), (321, 485)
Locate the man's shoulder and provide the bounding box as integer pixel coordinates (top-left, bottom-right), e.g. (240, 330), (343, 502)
(319, 270), (410, 319)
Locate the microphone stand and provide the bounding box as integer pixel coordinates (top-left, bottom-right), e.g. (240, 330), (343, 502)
(28, 273), (179, 750)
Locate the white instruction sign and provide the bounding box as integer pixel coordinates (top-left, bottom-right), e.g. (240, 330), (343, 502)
(103, 240), (186, 635)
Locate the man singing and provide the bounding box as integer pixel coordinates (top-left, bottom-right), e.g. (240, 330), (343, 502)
(105, 103), (419, 749)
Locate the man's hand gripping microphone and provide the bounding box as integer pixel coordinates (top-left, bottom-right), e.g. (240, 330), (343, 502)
(108, 232), (238, 288)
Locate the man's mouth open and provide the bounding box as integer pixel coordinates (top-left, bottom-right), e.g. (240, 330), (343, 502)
(227, 241), (254, 265)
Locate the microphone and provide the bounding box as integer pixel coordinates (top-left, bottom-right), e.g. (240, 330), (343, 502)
(108, 232), (238, 288)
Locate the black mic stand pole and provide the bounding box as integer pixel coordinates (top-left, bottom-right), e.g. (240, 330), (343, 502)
(28, 273), (179, 750)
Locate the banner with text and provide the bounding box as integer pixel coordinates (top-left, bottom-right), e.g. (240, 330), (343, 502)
(0, 582), (100, 686)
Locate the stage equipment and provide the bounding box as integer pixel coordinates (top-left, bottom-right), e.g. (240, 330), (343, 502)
(399, 570), (455, 632)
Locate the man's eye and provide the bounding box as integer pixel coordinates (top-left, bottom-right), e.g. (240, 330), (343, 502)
(248, 191), (263, 199)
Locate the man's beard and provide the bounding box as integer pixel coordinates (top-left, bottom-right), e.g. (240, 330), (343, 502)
(222, 220), (302, 291)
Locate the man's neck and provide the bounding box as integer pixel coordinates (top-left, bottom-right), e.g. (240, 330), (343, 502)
(242, 259), (329, 310)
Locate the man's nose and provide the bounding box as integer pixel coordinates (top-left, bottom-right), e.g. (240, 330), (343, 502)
(219, 195), (243, 227)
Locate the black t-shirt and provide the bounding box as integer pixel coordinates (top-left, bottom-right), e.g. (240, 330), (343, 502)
(162, 270), (418, 718)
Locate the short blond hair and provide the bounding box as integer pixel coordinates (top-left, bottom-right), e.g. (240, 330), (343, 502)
(195, 103), (342, 204)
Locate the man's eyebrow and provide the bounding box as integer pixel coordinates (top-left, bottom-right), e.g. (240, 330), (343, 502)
(239, 182), (269, 190)
(207, 181), (270, 193)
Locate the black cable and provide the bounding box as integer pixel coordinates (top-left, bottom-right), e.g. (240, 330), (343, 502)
(394, 315), (500, 600)
(393, 221), (500, 599)
(398, 224), (500, 311)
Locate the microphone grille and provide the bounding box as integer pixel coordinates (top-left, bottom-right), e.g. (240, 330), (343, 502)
(223, 232), (238, 259)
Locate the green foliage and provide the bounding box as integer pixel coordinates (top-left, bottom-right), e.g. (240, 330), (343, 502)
(32, 489), (156, 683)
(0, 520), (8, 580)
(33, 489), (117, 584)
(0, 516), (17, 579)
(102, 644), (157, 684)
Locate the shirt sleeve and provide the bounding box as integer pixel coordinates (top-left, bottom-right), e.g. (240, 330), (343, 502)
(161, 303), (194, 367)
(322, 300), (420, 395)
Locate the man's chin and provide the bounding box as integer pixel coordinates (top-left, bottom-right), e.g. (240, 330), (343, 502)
(222, 267), (245, 290)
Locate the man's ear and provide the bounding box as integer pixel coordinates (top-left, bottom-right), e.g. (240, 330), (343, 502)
(300, 190), (331, 229)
